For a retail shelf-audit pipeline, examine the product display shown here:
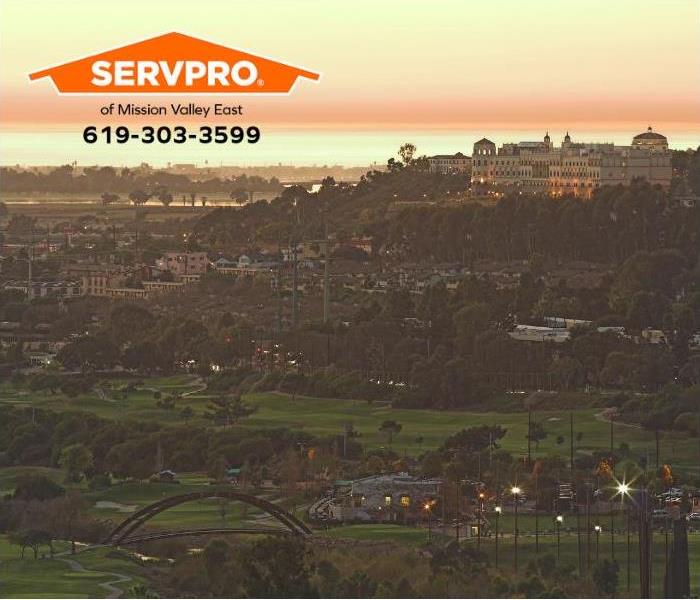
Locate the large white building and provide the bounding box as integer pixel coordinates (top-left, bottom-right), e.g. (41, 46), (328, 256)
(471, 127), (672, 198)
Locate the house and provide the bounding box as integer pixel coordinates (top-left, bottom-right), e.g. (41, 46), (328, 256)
(309, 473), (442, 524)
(213, 257), (237, 269)
(156, 251), (208, 276)
(508, 325), (570, 343)
(3, 280), (82, 300)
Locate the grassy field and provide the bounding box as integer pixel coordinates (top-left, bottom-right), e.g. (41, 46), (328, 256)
(315, 522), (700, 597)
(319, 523), (448, 546)
(474, 530), (700, 598)
(3, 375), (699, 475)
(0, 536), (148, 598)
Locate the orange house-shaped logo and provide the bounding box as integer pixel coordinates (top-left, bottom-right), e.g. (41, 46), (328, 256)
(29, 32), (320, 94)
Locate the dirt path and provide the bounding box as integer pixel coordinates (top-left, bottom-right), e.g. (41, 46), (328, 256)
(58, 556), (132, 599)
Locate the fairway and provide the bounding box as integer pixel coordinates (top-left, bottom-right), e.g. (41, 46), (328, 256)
(0, 536), (148, 598)
(3, 376), (699, 475)
(241, 393), (699, 475)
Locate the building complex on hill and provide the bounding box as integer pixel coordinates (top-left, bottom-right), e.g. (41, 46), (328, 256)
(471, 127), (672, 198)
(428, 127), (672, 198)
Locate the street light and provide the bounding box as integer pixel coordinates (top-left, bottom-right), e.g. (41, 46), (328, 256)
(424, 501), (433, 543)
(494, 505), (502, 567)
(556, 515), (564, 561)
(616, 480), (632, 592)
(594, 525), (602, 561)
(477, 491), (485, 549)
(511, 486), (521, 573)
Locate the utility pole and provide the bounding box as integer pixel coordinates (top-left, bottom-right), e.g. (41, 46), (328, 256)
(323, 227), (330, 324)
(27, 227), (34, 301)
(291, 242), (298, 329)
(570, 412), (574, 472)
(275, 260), (282, 334)
(527, 410), (532, 466)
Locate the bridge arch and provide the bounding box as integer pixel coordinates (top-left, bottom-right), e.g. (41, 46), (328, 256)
(105, 489), (311, 545)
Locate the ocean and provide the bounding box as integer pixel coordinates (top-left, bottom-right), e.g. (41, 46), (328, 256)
(1, 128), (698, 168)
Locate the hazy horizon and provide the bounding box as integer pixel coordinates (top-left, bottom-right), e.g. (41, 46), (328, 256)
(2, 0), (699, 168)
(2, 126), (699, 169)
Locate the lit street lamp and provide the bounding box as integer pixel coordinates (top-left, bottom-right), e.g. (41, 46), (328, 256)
(512, 486), (521, 573)
(594, 525), (602, 561)
(556, 515), (564, 561)
(494, 505), (502, 567)
(424, 501), (433, 543)
(477, 491), (485, 550)
(616, 480), (632, 592)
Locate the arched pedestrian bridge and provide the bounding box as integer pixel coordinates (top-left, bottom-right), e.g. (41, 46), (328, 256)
(104, 490), (311, 546)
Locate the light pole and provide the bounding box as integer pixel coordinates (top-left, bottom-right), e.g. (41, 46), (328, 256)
(494, 505), (502, 568)
(425, 502), (432, 543)
(556, 515), (564, 561)
(477, 491), (485, 550)
(512, 486), (521, 573)
(611, 503), (615, 560)
(594, 525), (602, 561)
(616, 481), (631, 593)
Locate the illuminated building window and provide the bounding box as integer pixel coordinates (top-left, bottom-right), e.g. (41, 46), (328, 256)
(400, 495), (410, 507)
(384, 495), (392, 507)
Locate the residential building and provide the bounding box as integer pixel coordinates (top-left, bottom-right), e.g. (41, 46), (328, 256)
(3, 280), (82, 299)
(156, 251), (208, 276)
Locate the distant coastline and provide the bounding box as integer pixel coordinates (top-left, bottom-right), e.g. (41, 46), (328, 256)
(2, 128), (699, 169)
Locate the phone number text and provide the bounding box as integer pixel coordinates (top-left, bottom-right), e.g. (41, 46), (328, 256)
(82, 125), (260, 144)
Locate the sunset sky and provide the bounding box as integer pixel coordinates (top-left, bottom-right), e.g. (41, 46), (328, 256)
(1, 0), (699, 164)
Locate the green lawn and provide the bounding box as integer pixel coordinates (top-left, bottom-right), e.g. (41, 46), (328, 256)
(319, 523), (447, 546)
(241, 393), (699, 475)
(4, 376), (699, 474)
(473, 529), (700, 598)
(0, 536), (148, 598)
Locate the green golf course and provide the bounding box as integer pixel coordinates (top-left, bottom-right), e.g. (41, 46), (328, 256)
(3, 375), (696, 473)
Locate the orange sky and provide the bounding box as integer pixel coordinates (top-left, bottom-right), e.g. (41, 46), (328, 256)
(1, 0), (699, 135)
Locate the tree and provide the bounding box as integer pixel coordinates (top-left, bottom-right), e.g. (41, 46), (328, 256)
(100, 192), (119, 205)
(230, 188), (249, 204)
(156, 188), (173, 207)
(109, 304), (155, 345)
(13, 475), (65, 501)
(379, 420), (402, 445)
(527, 421), (548, 450)
(8, 529), (54, 559)
(205, 395), (256, 427)
(50, 491), (88, 554)
(128, 189), (150, 206)
(235, 536), (315, 598)
(56, 335), (119, 372)
(59, 443), (94, 483)
(181, 406), (195, 423)
(593, 559), (619, 597)
(203, 538), (232, 596)
(399, 143), (417, 166)
(443, 425), (507, 453)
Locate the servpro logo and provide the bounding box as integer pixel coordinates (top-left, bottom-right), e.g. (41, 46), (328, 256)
(29, 32), (320, 94)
